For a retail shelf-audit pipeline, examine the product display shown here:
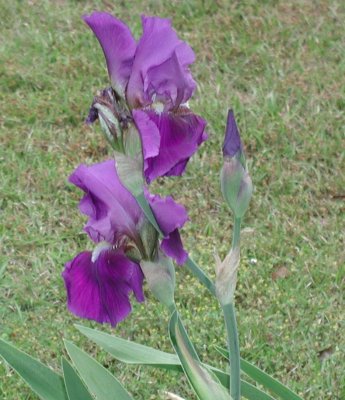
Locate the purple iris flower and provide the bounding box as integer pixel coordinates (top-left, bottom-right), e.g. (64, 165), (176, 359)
(83, 12), (207, 183)
(62, 159), (188, 326)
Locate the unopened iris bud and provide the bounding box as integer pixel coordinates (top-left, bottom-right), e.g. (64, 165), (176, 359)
(140, 251), (175, 310)
(221, 110), (252, 218)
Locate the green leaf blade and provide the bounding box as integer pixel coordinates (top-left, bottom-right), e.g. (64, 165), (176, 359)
(61, 357), (94, 400)
(0, 339), (68, 400)
(75, 324), (180, 370)
(241, 381), (276, 400)
(241, 358), (302, 400)
(215, 346), (302, 400)
(64, 340), (133, 400)
(76, 324), (275, 400)
(184, 257), (216, 297)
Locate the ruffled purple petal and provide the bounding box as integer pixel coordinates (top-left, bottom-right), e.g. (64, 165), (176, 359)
(132, 109), (160, 164)
(223, 109), (243, 157)
(62, 249), (144, 326)
(146, 191), (188, 234)
(145, 51), (195, 111)
(163, 159), (189, 177)
(83, 12), (136, 95)
(133, 109), (207, 183)
(129, 263), (145, 302)
(160, 229), (188, 265)
(146, 191), (189, 264)
(126, 16), (195, 108)
(69, 160), (142, 244)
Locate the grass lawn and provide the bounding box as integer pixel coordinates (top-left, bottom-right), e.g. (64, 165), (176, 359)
(0, 0), (344, 399)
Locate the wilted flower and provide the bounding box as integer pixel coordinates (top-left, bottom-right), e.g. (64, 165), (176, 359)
(221, 110), (252, 219)
(63, 159), (188, 326)
(86, 87), (130, 150)
(84, 12), (207, 183)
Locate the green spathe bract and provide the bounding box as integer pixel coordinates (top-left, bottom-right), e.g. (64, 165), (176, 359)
(140, 251), (176, 309)
(138, 216), (159, 260)
(220, 155), (253, 219)
(114, 151), (144, 197)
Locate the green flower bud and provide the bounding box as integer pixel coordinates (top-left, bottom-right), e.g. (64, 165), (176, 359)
(221, 110), (252, 218)
(221, 156), (252, 218)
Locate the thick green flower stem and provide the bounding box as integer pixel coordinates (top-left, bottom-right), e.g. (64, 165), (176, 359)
(168, 303), (177, 315)
(224, 217), (242, 399)
(232, 217), (241, 249)
(223, 302), (241, 400)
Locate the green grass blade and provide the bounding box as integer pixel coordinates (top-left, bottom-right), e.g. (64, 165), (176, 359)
(0, 260), (8, 281)
(61, 357), (93, 400)
(215, 346), (302, 400)
(0, 339), (68, 400)
(64, 340), (133, 400)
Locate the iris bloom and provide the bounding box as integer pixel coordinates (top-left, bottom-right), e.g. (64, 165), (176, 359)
(84, 12), (207, 183)
(63, 160), (188, 326)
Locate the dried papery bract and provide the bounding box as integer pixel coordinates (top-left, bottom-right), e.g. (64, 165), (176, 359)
(164, 392), (186, 400)
(215, 247), (240, 306)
